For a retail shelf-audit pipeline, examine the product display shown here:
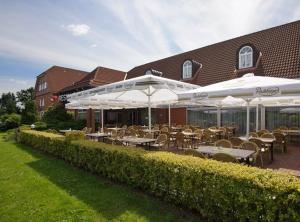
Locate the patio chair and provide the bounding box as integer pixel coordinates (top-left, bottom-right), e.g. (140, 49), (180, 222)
(160, 127), (169, 133)
(257, 129), (269, 137)
(193, 130), (203, 148)
(183, 128), (192, 133)
(112, 139), (124, 146)
(249, 132), (258, 138)
(273, 132), (286, 153)
(260, 133), (275, 139)
(215, 139), (232, 148)
(175, 132), (188, 149)
(289, 127), (300, 143)
(202, 129), (217, 145)
(240, 141), (261, 166)
(184, 149), (205, 158)
(212, 153), (238, 163)
(151, 134), (168, 150)
(278, 126), (288, 130)
(144, 132), (154, 139)
(118, 129), (126, 138)
(229, 137), (244, 148)
(249, 138), (269, 167)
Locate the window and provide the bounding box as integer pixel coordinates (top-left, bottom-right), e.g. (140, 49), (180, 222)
(78, 110), (87, 120)
(38, 82), (47, 91)
(239, 46), (253, 69)
(182, 60), (192, 79)
(145, 70), (152, 75)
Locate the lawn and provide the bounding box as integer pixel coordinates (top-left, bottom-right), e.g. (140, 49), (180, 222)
(0, 133), (200, 222)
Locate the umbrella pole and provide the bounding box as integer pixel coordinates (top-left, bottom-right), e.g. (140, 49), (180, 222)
(101, 109), (104, 132)
(148, 87), (151, 130)
(217, 106), (221, 127)
(168, 104), (171, 127)
(256, 105), (259, 132)
(246, 101), (250, 138)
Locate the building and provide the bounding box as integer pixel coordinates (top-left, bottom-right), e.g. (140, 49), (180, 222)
(35, 20), (300, 132)
(35, 66), (88, 117)
(125, 20), (300, 129)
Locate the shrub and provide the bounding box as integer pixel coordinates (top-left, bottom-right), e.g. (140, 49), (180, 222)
(18, 130), (300, 222)
(65, 130), (85, 142)
(34, 121), (47, 131)
(0, 113), (21, 130)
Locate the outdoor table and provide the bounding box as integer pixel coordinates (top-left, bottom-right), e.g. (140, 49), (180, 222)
(240, 136), (276, 162)
(59, 129), (72, 134)
(86, 133), (110, 142)
(196, 146), (255, 160)
(171, 127), (182, 132)
(107, 127), (123, 131)
(143, 129), (160, 133)
(119, 136), (156, 149)
(209, 129), (225, 139)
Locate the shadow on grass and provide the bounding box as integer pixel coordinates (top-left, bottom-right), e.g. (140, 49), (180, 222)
(14, 143), (200, 222)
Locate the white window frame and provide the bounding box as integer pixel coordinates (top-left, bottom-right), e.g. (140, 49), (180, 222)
(239, 46), (253, 69)
(182, 60), (192, 79)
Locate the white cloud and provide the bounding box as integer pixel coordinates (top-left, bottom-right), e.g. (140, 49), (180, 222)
(0, 0), (299, 75)
(65, 24), (90, 36)
(0, 76), (34, 95)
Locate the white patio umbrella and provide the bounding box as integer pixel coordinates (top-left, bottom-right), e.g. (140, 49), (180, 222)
(66, 74), (199, 130)
(179, 73), (300, 137)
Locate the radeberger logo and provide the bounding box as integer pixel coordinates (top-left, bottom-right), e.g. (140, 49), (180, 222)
(193, 92), (208, 99)
(256, 87), (280, 96)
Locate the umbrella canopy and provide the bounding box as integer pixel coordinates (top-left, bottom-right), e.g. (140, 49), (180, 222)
(179, 73), (300, 102)
(179, 73), (300, 137)
(66, 74), (199, 129)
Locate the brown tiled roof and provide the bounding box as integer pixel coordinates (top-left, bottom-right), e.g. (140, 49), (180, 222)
(60, 66), (126, 94)
(35, 66), (88, 95)
(127, 20), (300, 86)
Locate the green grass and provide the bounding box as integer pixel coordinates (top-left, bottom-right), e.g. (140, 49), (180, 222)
(0, 133), (200, 222)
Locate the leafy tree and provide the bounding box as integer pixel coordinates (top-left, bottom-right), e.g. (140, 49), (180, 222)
(43, 102), (73, 123)
(42, 102), (86, 130)
(21, 100), (37, 124)
(0, 93), (18, 114)
(16, 87), (34, 107)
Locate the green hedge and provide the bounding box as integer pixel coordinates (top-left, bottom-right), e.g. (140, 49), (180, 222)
(18, 130), (300, 222)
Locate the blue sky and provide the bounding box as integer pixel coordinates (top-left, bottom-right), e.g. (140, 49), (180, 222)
(0, 0), (300, 94)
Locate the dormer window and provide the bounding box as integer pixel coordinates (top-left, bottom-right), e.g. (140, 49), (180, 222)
(145, 70), (152, 75)
(182, 60), (192, 79)
(239, 46), (253, 69)
(145, 69), (163, 76)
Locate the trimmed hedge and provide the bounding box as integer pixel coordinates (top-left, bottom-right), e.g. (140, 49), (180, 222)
(18, 130), (300, 222)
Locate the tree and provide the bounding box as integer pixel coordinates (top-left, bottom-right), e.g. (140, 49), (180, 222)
(0, 93), (18, 114)
(16, 87), (34, 107)
(15, 87), (37, 124)
(21, 100), (37, 124)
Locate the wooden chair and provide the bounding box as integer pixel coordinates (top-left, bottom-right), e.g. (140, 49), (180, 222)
(249, 132), (258, 138)
(273, 132), (286, 153)
(113, 139), (125, 146)
(184, 149), (205, 158)
(151, 134), (168, 149)
(257, 129), (269, 137)
(229, 137), (243, 148)
(260, 133), (275, 139)
(240, 141), (261, 166)
(215, 139), (232, 148)
(175, 132), (187, 149)
(144, 132), (154, 139)
(249, 138), (269, 166)
(202, 129), (216, 145)
(183, 128), (192, 133)
(160, 127), (169, 133)
(212, 153), (238, 163)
